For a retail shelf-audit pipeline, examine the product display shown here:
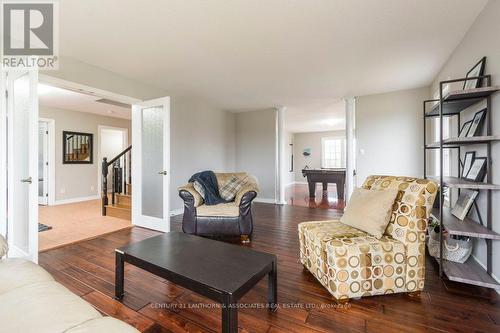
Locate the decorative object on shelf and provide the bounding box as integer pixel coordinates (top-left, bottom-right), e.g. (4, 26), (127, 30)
(463, 56), (486, 90)
(464, 157), (487, 182)
(451, 190), (478, 220)
(427, 224), (473, 263)
(423, 68), (500, 291)
(461, 151), (475, 178)
(62, 131), (93, 164)
(466, 108), (487, 137)
(302, 148), (311, 157)
(459, 120), (472, 138)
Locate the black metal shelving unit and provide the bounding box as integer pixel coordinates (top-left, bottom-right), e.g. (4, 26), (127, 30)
(423, 75), (500, 290)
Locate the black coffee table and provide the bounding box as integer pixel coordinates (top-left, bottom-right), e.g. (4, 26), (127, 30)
(115, 232), (277, 333)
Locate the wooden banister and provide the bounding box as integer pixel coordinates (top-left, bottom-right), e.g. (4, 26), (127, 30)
(102, 145), (132, 216)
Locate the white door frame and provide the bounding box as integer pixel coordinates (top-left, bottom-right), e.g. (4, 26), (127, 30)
(345, 97), (356, 201)
(6, 70), (39, 262)
(276, 99), (356, 204)
(38, 118), (55, 205)
(97, 125), (129, 195)
(0, 71), (6, 236)
(132, 97), (170, 232)
(39, 74), (141, 105)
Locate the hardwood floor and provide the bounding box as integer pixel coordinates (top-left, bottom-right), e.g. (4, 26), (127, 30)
(39, 203), (499, 333)
(285, 184), (345, 210)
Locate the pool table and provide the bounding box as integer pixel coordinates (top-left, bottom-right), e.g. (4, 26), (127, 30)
(301, 168), (346, 200)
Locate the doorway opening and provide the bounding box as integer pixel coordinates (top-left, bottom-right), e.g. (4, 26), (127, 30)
(37, 80), (134, 252)
(279, 101), (348, 210)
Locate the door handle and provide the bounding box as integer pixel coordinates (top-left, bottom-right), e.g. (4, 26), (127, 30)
(21, 177), (33, 184)
(158, 171), (167, 175)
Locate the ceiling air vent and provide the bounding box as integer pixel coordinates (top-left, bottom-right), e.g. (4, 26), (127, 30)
(95, 98), (131, 109)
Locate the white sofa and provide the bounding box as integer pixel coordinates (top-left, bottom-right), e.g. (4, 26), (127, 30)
(0, 236), (139, 333)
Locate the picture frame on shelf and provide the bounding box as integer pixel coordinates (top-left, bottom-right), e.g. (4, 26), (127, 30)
(451, 190), (479, 220)
(459, 120), (473, 138)
(461, 151), (475, 178)
(463, 56), (486, 90)
(466, 108), (487, 137)
(464, 157), (487, 182)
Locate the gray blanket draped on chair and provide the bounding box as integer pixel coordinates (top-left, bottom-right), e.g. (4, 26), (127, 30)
(189, 170), (227, 205)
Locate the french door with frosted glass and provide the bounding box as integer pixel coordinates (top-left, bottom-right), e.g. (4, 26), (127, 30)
(38, 121), (49, 205)
(1, 70), (39, 262)
(132, 97), (170, 232)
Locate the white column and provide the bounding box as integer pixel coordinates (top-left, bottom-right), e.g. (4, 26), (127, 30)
(345, 97), (356, 202)
(275, 106), (286, 205)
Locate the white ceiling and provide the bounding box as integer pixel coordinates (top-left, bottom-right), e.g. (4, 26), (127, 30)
(38, 84), (131, 119)
(58, 0), (487, 122)
(284, 100), (345, 133)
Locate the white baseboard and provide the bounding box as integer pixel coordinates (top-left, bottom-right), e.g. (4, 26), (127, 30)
(254, 198), (276, 204)
(292, 181), (308, 185)
(471, 254), (500, 295)
(169, 209), (183, 216)
(53, 195), (101, 206)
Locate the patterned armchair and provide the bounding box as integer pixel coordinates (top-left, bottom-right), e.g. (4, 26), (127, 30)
(298, 176), (438, 302)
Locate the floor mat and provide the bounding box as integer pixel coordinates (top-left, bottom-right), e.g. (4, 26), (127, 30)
(38, 223), (53, 232)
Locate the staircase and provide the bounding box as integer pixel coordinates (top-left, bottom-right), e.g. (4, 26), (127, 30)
(102, 146), (132, 220)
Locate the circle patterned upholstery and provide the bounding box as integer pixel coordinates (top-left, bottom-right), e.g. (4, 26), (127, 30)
(298, 176), (438, 300)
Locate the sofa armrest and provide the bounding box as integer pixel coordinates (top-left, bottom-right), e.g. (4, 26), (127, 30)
(235, 183), (259, 206)
(0, 234), (8, 258)
(178, 183), (203, 207)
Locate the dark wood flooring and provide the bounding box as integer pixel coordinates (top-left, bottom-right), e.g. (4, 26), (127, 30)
(39, 203), (500, 333)
(286, 184), (345, 210)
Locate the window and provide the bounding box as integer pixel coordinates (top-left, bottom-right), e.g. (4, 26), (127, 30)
(322, 137), (346, 168)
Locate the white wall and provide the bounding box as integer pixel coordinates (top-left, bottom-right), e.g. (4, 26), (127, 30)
(430, 0), (500, 282)
(235, 109), (276, 201)
(169, 97), (236, 212)
(356, 87), (429, 184)
(100, 129), (126, 161)
(39, 106), (131, 202)
(293, 130), (346, 182)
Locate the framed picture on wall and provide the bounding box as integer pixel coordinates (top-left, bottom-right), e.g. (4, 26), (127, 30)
(464, 157), (487, 182)
(451, 190), (479, 220)
(463, 57), (486, 90)
(63, 131), (93, 164)
(466, 108), (487, 137)
(461, 151), (475, 178)
(459, 120), (472, 138)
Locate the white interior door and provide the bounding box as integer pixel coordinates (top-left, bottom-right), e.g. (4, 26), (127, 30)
(132, 97), (170, 232)
(6, 70), (39, 262)
(0, 72), (6, 237)
(38, 121), (48, 205)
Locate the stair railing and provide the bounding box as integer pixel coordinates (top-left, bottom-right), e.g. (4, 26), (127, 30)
(102, 145), (132, 215)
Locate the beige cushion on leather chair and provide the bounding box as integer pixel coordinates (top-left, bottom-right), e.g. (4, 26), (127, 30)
(197, 202), (239, 217)
(340, 187), (399, 239)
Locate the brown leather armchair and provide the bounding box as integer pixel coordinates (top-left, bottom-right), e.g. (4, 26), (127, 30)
(178, 173), (259, 243)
